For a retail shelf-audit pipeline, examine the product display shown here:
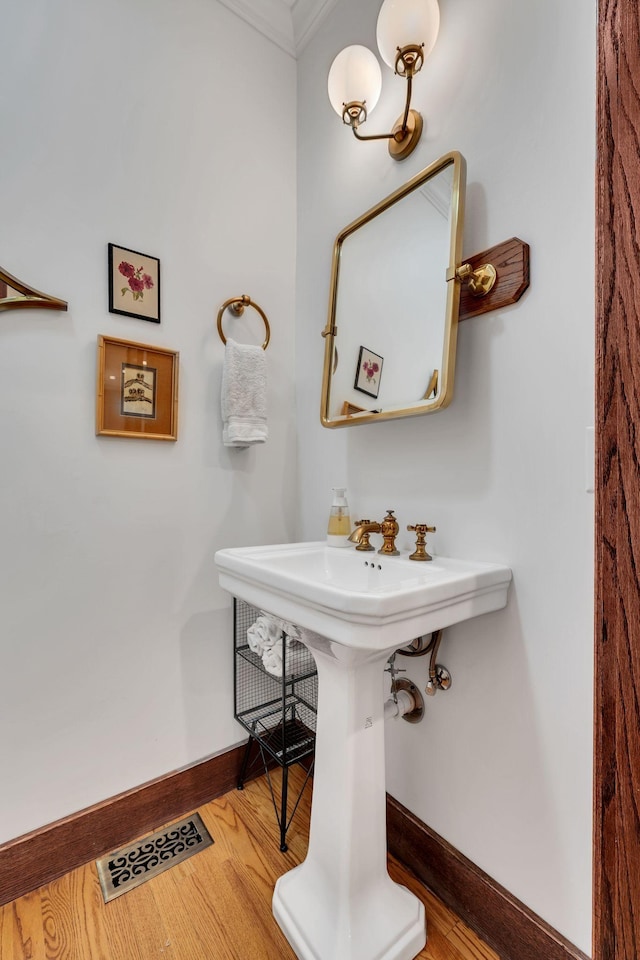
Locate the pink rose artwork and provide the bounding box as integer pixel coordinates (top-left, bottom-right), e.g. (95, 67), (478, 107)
(118, 261), (154, 302)
(362, 360), (380, 383)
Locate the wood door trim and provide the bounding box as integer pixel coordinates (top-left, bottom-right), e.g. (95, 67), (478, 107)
(594, 1), (640, 959)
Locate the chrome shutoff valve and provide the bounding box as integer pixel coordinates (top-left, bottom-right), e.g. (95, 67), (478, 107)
(425, 664), (452, 696)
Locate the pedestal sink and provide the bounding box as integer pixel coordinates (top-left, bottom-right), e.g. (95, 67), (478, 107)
(215, 542), (511, 960)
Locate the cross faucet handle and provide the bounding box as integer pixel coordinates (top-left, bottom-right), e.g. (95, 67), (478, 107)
(407, 523), (436, 561)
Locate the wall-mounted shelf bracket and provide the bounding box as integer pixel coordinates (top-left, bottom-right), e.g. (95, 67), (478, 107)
(0, 265), (68, 313)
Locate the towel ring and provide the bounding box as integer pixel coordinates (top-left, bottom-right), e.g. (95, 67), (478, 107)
(217, 295), (270, 350)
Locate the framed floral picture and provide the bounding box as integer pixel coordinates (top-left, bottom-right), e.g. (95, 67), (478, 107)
(354, 345), (383, 399)
(96, 335), (178, 440)
(108, 243), (160, 323)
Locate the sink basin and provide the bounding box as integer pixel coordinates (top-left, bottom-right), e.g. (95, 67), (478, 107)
(215, 541), (512, 960)
(215, 540), (512, 650)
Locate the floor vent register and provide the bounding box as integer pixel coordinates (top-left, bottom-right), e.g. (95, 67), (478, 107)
(96, 812), (214, 902)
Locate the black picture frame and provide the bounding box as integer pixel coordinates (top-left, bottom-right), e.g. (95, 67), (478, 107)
(354, 345), (383, 399)
(108, 243), (161, 323)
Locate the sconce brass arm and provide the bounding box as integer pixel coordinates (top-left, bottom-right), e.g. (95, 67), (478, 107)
(350, 74), (414, 143)
(351, 126), (398, 143)
(344, 56), (423, 161)
(398, 71), (414, 132)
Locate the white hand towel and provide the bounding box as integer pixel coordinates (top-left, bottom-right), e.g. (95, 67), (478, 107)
(247, 615), (282, 656)
(221, 338), (268, 447)
(260, 612), (301, 644)
(262, 639), (310, 678)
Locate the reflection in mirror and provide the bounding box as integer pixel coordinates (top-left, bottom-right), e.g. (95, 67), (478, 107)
(321, 151), (465, 428)
(0, 266), (68, 312)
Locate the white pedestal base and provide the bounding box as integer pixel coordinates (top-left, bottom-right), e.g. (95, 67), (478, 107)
(274, 864), (425, 960)
(272, 635), (427, 960)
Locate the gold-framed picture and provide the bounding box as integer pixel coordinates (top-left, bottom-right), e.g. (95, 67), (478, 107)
(96, 335), (179, 441)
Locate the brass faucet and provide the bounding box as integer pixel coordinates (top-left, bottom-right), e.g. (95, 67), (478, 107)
(349, 510), (400, 556)
(348, 520), (380, 551)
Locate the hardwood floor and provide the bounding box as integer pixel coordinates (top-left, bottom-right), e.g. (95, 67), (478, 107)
(0, 767), (499, 960)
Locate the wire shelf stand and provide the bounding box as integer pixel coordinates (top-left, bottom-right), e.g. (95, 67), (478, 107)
(234, 598), (318, 851)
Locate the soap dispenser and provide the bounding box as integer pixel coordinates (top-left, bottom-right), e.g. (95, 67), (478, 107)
(327, 487), (351, 547)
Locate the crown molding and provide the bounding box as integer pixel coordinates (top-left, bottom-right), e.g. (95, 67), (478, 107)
(216, 0), (296, 57)
(216, 0), (335, 57)
(292, 0), (340, 53)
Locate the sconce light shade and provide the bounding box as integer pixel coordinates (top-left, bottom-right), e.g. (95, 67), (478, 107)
(328, 45), (382, 120)
(327, 0), (439, 160)
(376, 0), (440, 71)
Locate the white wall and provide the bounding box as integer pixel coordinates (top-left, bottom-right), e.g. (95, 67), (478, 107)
(296, 0), (594, 953)
(0, 0), (297, 843)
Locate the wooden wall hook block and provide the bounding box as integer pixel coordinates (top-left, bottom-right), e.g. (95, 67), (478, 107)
(458, 237), (529, 322)
(0, 266), (68, 313)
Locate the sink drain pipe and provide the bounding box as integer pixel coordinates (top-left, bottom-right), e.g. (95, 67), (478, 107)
(384, 678), (424, 724)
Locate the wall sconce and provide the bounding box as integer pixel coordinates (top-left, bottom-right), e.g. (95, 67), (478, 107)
(328, 0), (440, 161)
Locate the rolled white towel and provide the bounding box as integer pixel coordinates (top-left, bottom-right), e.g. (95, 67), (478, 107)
(282, 621), (301, 643)
(262, 639), (310, 678)
(259, 611), (301, 645)
(247, 615), (282, 655)
(262, 640), (283, 676)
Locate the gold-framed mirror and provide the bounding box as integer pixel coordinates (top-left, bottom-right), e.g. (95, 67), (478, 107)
(320, 150), (466, 428)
